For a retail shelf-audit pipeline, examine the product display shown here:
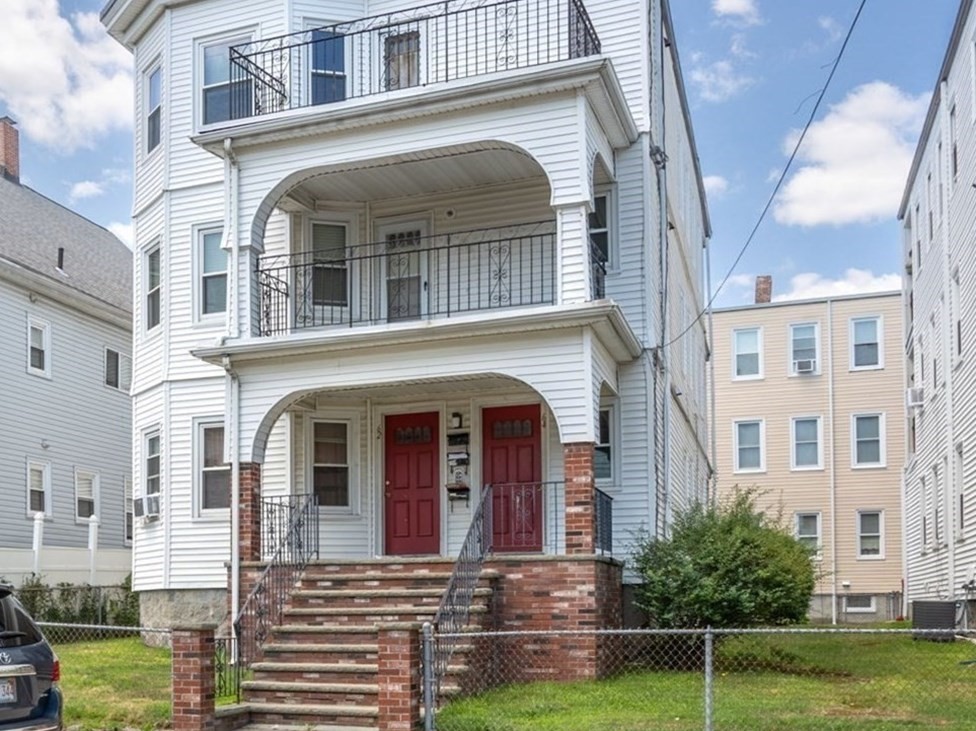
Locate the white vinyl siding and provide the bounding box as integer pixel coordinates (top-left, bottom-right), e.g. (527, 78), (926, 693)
(27, 318), (51, 378)
(733, 419), (764, 473)
(74, 469), (98, 522)
(850, 316), (882, 370)
(732, 327), (762, 379)
(791, 416), (822, 470)
(26, 461), (51, 518)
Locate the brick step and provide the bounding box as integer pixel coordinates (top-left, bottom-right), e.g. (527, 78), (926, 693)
(270, 625), (379, 644)
(262, 643), (380, 663)
(246, 701), (377, 728)
(281, 606), (489, 626)
(251, 661), (379, 683)
(244, 680), (378, 706)
(290, 587), (492, 610)
(239, 724), (377, 731)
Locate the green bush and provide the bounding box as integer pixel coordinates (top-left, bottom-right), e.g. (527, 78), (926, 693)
(631, 491), (815, 628)
(14, 574), (140, 627)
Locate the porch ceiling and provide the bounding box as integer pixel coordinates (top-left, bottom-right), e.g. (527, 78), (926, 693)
(288, 375), (522, 404)
(281, 145), (546, 205)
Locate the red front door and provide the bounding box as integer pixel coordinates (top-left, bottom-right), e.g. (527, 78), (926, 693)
(385, 412), (440, 555)
(482, 404), (543, 552)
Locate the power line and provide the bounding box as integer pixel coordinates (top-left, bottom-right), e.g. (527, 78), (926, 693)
(666, 0), (868, 348)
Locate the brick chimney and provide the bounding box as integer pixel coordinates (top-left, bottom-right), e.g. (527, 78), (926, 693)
(0, 117), (19, 183)
(754, 275), (772, 304)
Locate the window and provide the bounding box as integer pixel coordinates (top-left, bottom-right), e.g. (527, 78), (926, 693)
(198, 228), (227, 318)
(734, 419), (764, 472)
(589, 192), (612, 297)
(594, 406), (614, 481)
(105, 348), (132, 391)
(27, 318), (51, 378)
(950, 104), (958, 182)
(732, 327), (762, 379)
(146, 67), (161, 153)
(921, 474), (929, 548)
(124, 477), (133, 544)
(795, 513), (821, 556)
(75, 470), (98, 521)
(931, 312), (940, 389)
(927, 171), (933, 241)
(201, 36), (252, 124)
(857, 510), (883, 558)
(789, 323), (818, 373)
(146, 247), (161, 330)
(952, 269), (962, 361)
(312, 420), (350, 508)
(26, 461), (51, 518)
(844, 595), (876, 613)
(383, 31), (420, 90)
(311, 29), (346, 104)
(199, 423), (230, 511)
(145, 431), (161, 497)
(792, 417), (822, 469)
(311, 223), (349, 307)
(851, 316), (882, 369)
(956, 443), (965, 537)
(852, 414), (884, 467)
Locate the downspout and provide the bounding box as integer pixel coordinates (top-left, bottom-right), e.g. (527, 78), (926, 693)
(706, 235), (717, 507)
(655, 8), (671, 536)
(224, 138), (240, 339)
(224, 356), (241, 629)
(827, 299), (838, 625)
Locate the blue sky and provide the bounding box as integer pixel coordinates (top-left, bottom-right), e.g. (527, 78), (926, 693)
(0, 0), (962, 305)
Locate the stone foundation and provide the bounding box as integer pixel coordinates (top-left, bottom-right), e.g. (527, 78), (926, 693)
(139, 588), (229, 631)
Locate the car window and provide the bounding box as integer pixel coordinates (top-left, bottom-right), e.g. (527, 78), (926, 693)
(0, 593), (44, 647)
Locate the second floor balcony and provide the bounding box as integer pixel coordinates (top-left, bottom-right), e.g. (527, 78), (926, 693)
(228, 0), (601, 120)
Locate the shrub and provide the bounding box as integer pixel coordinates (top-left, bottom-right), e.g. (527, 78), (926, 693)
(631, 491), (816, 628)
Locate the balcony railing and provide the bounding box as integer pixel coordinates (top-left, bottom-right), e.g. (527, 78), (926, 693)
(228, 0), (601, 120)
(258, 222), (556, 336)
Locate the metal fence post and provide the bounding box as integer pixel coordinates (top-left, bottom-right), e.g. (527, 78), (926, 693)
(704, 626), (714, 731)
(422, 622), (436, 731)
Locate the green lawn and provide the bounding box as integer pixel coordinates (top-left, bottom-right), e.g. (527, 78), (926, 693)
(436, 632), (976, 730)
(54, 636), (171, 731)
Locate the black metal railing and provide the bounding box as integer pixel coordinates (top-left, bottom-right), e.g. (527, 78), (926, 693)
(432, 484), (494, 682)
(258, 222), (555, 336)
(490, 481), (564, 552)
(215, 636), (241, 703)
(234, 493), (319, 666)
(227, 0), (600, 120)
(260, 495), (310, 557)
(594, 486), (612, 555)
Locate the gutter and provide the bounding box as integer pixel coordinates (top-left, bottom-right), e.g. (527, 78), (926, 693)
(223, 356), (242, 632)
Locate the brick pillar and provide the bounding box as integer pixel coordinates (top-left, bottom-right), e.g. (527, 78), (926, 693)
(171, 624), (216, 731)
(564, 443), (595, 554)
(239, 462), (262, 562)
(378, 625), (422, 731)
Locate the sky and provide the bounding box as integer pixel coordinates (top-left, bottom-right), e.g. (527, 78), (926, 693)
(0, 0), (963, 306)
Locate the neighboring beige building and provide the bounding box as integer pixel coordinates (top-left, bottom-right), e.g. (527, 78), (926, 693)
(712, 282), (904, 623)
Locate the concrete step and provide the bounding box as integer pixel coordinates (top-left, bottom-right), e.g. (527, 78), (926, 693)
(251, 661), (378, 684)
(261, 643), (380, 663)
(270, 625), (379, 644)
(244, 680), (378, 706)
(282, 605), (488, 624)
(238, 724), (376, 731)
(246, 701), (378, 728)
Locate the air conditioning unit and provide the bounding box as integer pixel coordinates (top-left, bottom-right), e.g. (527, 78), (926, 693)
(906, 387), (926, 409)
(794, 359), (816, 374)
(133, 494), (160, 521)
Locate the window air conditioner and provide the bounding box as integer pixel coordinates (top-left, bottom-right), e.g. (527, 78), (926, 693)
(906, 387), (926, 409)
(794, 359), (816, 374)
(134, 494), (160, 521)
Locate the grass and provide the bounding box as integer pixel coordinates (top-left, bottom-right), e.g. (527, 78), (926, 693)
(436, 632), (976, 730)
(55, 636), (171, 731)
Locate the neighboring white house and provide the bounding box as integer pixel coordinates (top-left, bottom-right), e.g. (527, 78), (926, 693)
(0, 117), (133, 586)
(102, 0), (711, 627)
(899, 0), (976, 621)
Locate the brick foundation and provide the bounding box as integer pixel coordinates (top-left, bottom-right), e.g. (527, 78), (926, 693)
(563, 443), (596, 554)
(239, 463), (262, 562)
(171, 624), (217, 731)
(377, 625), (422, 731)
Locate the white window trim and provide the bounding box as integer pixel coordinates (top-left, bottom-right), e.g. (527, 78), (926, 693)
(788, 321), (821, 376)
(790, 416), (823, 471)
(305, 409), (361, 515)
(849, 315), (884, 371)
(74, 468), (99, 524)
(104, 347), (132, 392)
(193, 224), (228, 325)
(591, 186), (617, 273)
(123, 476), (133, 546)
(851, 413), (886, 469)
(595, 401), (618, 487)
(844, 595), (877, 613)
(143, 427), (161, 498)
(195, 27), (258, 131)
(304, 18), (355, 104)
(733, 418), (765, 474)
(856, 508), (885, 560)
(731, 327), (763, 381)
(194, 418), (230, 518)
(145, 244), (162, 333)
(27, 317), (52, 379)
(145, 63), (162, 156)
(26, 460), (52, 519)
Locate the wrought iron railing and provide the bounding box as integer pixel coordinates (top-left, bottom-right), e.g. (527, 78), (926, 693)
(594, 486), (613, 555)
(258, 222), (555, 336)
(491, 481), (566, 553)
(227, 0), (601, 120)
(234, 493), (319, 666)
(215, 636), (241, 703)
(260, 494), (310, 557)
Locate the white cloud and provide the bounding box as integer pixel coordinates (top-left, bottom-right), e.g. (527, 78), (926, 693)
(729, 34), (756, 60)
(690, 60), (756, 103)
(818, 16), (844, 43)
(703, 175), (730, 197)
(107, 221), (134, 248)
(0, 0), (133, 152)
(712, 0), (761, 26)
(774, 82), (929, 226)
(773, 269), (901, 302)
(69, 180), (104, 202)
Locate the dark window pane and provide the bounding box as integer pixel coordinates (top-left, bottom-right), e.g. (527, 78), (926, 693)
(29, 490), (44, 513)
(312, 74), (347, 104)
(203, 471), (231, 509)
(30, 346), (44, 371)
(314, 466), (349, 506)
(203, 274), (227, 314)
(204, 86), (230, 125)
(147, 108), (161, 152)
(106, 350), (120, 387)
(312, 31), (345, 72)
(594, 445), (611, 480)
(78, 498), (95, 519)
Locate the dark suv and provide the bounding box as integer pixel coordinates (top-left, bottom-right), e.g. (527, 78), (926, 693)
(0, 585), (62, 731)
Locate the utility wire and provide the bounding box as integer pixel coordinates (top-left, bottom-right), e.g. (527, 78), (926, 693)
(666, 0), (868, 348)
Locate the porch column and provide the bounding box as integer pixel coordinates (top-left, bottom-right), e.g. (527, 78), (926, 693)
(556, 203), (592, 305)
(239, 463), (262, 562)
(171, 623), (216, 731)
(377, 625), (422, 730)
(564, 443), (596, 554)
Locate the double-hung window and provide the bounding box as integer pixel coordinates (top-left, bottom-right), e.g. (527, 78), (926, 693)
(732, 327), (761, 379)
(105, 348), (132, 391)
(312, 420), (351, 508)
(734, 419), (764, 472)
(146, 67), (162, 153)
(311, 223), (349, 308)
(124, 477), (133, 544)
(198, 228), (227, 318)
(199, 423), (230, 511)
(202, 36), (252, 124)
(588, 192), (611, 298)
(146, 247), (161, 330)
(852, 414), (884, 467)
(594, 406), (614, 482)
(27, 461), (51, 517)
(311, 29), (347, 104)
(857, 510), (883, 558)
(790, 323), (818, 374)
(795, 513), (821, 556)
(75, 469), (98, 521)
(851, 316), (881, 369)
(27, 318), (51, 378)
(792, 416), (822, 469)
(143, 431), (161, 519)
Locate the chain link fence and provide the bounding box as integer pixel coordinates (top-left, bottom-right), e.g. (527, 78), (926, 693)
(425, 627), (976, 730)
